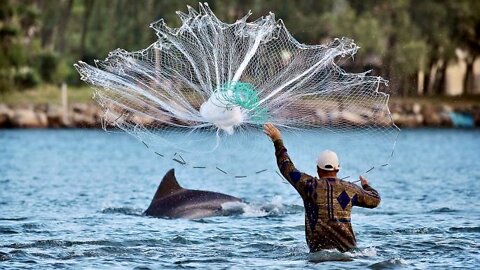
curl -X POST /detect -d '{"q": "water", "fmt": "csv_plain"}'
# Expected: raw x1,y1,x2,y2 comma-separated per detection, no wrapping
1,129,479,269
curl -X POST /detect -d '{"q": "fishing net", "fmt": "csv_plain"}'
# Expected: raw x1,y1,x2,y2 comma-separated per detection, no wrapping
75,3,399,179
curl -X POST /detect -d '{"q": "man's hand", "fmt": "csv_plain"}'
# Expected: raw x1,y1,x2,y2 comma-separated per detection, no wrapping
359,175,369,187
263,123,281,141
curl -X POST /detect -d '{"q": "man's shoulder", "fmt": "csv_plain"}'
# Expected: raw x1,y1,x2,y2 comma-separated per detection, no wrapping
335,178,361,190
299,171,316,181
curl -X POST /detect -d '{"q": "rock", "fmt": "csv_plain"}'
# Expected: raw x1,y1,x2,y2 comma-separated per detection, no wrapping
70,103,102,127
11,104,34,110
339,111,368,126
71,112,97,128
389,102,404,114
415,114,424,125
438,112,453,127
0,104,13,128
424,112,442,126
315,109,327,125
412,103,422,114
375,114,394,126
440,104,453,113
422,105,442,126
11,109,48,128
402,103,413,113
392,113,422,128
72,103,89,114
34,103,48,113
102,110,120,122
130,114,155,127
46,105,68,128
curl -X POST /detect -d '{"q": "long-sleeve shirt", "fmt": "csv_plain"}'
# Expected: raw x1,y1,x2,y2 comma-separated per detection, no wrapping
273,139,381,252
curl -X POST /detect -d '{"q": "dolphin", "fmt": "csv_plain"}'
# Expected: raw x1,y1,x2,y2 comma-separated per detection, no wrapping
144,169,242,219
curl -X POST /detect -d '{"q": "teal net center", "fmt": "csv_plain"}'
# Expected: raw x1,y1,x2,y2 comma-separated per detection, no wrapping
218,82,269,124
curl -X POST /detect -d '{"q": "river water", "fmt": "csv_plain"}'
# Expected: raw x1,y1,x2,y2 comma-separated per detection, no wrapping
0,129,479,269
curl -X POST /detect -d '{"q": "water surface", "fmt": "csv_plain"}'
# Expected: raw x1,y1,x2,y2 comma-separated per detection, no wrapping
1,129,479,269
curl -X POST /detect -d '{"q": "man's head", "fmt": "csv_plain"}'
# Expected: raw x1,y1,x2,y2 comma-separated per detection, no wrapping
316,150,339,177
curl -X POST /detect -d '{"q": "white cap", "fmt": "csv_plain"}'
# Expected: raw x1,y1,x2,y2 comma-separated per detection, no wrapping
316,150,340,171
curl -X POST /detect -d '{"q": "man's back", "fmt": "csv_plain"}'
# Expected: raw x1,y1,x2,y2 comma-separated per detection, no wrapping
301,177,380,252
272,139,381,252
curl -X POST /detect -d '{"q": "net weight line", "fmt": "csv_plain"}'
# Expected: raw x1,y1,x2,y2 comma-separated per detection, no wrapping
350,133,398,184
140,129,399,182
141,139,271,180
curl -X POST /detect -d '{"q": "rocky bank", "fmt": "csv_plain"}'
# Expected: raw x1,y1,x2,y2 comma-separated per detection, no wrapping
0,102,479,129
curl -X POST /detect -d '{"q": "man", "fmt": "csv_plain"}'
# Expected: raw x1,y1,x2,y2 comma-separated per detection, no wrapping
263,123,381,252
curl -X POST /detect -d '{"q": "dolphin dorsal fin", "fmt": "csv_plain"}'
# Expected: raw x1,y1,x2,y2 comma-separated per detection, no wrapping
152,169,183,200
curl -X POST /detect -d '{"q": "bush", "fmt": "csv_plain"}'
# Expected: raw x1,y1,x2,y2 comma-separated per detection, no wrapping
36,50,73,84
55,59,73,84
13,67,40,88
36,50,59,83
0,69,14,93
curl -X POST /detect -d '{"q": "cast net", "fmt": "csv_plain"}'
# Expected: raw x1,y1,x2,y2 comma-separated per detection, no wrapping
75,3,399,179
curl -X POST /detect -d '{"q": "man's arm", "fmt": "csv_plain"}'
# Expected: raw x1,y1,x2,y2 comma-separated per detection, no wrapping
264,124,310,194
352,176,381,208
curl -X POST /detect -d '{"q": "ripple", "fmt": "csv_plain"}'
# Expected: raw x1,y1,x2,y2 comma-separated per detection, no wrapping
29,252,55,259
0,217,28,221
7,249,38,264
100,207,143,216
428,207,458,213
59,246,146,259
244,242,281,252
191,218,224,224
4,239,114,249
5,240,73,249
449,226,480,233
80,249,120,258
394,227,442,235
0,226,19,234
170,235,195,244
0,251,10,261
121,239,167,247
21,223,41,229
368,258,408,269
174,258,232,264
370,227,442,236
368,211,400,216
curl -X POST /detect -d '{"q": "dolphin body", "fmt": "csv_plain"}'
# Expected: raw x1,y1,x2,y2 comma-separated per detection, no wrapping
144,169,241,219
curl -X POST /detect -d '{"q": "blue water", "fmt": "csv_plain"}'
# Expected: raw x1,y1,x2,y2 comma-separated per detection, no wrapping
1,129,479,269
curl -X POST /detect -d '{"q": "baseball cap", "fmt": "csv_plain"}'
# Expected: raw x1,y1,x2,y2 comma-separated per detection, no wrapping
316,150,340,171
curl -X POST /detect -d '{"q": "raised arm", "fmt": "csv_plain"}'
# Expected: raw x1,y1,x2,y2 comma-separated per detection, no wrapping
352,176,381,208
263,123,311,194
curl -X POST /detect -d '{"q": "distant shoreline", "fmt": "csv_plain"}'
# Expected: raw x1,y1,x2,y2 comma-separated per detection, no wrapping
1,84,479,129
1,100,478,129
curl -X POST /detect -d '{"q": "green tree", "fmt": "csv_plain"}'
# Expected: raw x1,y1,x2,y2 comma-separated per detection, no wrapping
0,0,41,92
448,0,480,94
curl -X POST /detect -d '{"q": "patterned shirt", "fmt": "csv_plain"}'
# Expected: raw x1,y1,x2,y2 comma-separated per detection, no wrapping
273,139,381,252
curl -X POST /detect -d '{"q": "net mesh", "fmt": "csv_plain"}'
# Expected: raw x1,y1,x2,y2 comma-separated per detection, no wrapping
74,3,400,178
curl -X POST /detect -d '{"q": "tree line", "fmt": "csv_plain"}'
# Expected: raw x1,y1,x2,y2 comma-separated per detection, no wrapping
1,0,479,96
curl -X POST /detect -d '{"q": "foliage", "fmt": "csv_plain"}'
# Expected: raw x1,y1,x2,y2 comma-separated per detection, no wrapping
0,0,479,96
